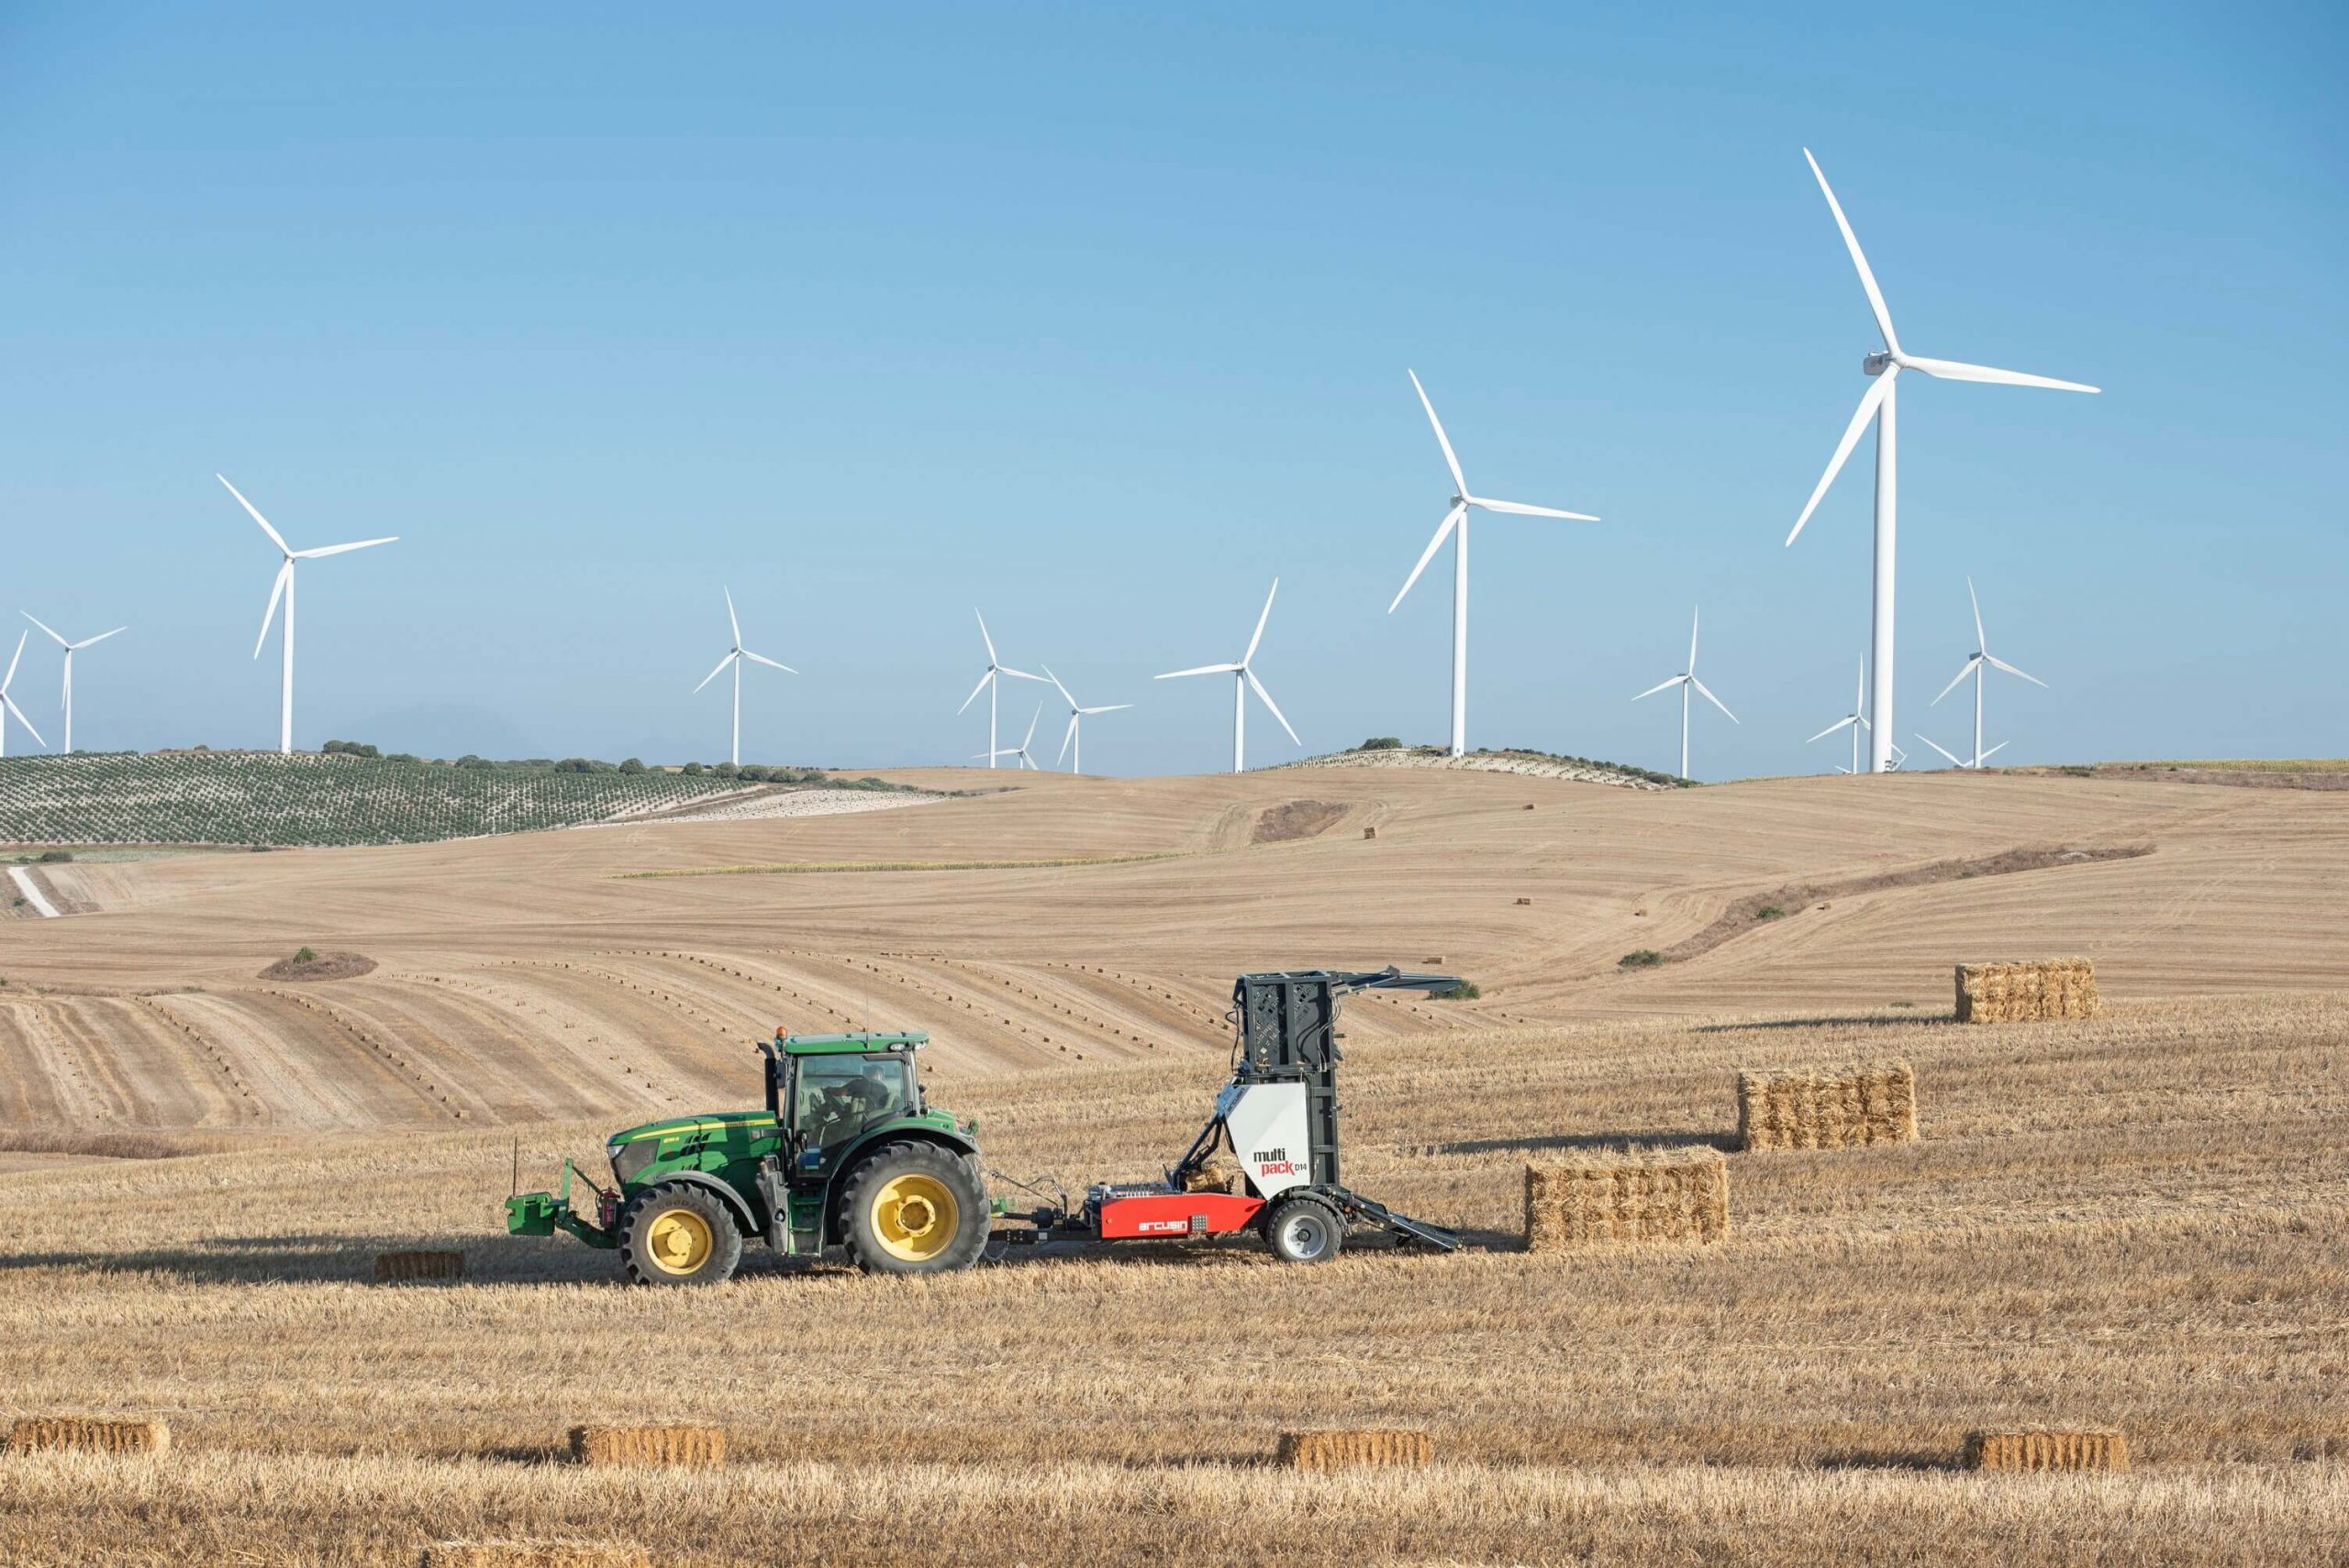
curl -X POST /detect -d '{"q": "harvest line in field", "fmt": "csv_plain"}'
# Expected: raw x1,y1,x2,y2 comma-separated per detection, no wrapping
618,852,1186,879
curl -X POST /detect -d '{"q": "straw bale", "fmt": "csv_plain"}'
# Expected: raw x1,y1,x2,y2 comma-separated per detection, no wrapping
566,1424,727,1467
6,1418,170,1455
374,1250,465,1283
1964,1427,2130,1472
421,1545,651,1568
1523,1150,1728,1249
1954,958,2101,1024
1275,1429,1432,1470
1737,1061,1917,1151
1182,1159,1238,1195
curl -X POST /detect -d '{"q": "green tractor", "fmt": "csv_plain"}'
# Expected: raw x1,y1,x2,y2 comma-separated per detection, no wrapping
507,1030,987,1284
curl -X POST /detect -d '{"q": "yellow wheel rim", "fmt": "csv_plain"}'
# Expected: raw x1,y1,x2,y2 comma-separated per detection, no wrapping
873,1173,959,1262
644,1207,714,1275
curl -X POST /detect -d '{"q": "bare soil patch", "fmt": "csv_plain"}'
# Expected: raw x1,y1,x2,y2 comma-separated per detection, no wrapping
1252,800,1347,844
260,951,380,983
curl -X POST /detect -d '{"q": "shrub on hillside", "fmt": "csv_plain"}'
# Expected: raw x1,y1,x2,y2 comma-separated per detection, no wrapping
1620,949,1664,968
682,762,705,776
321,740,380,758
618,758,645,774
1357,737,1405,751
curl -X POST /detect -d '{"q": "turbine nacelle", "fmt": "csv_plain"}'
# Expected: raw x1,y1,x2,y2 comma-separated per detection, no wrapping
1863,351,1895,377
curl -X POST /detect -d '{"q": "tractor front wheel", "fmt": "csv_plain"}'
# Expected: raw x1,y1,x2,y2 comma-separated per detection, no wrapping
1263,1194,1343,1263
840,1142,989,1275
618,1182,743,1286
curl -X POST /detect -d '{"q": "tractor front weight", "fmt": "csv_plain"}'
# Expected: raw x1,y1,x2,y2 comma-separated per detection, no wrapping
506,1158,619,1249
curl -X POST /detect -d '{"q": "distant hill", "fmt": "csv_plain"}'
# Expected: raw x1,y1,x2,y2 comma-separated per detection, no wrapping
1279,743,1686,790
0,751,828,847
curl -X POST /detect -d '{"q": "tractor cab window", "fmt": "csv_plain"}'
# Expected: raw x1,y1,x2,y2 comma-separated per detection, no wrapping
793,1055,911,1149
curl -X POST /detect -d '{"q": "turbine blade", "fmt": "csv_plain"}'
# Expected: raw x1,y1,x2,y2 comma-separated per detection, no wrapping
292,537,396,560
3,693,43,747
1787,371,1894,545
1243,579,1279,664
1980,740,2010,762
0,631,20,688
1632,675,1685,702
1916,733,1964,767
1022,704,1041,747
742,651,796,673
956,668,994,715
692,651,737,694
725,586,741,648
1408,370,1468,496
1986,654,2047,687
1967,574,1987,653
996,666,1048,684
1042,665,1076,708
1690,675,1738,722
1930,659,1978,706
1688,606,1700,672
974,608,997,665
20,612,67,648
1469,496,1600,521
1900,355,2099,394
1057,713,1076,765
1083,703,1133,714
73,627,126,650
254,562,291,658
1157,662,1241,680
1388,503,1464,613
217,473,293,555
1244,668,1300,746
1807,716,1859,743
1803,149,1900,355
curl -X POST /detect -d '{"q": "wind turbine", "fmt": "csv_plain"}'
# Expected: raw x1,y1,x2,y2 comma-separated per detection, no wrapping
1784,150,2098,773
1390,370,1598,757
1931,575,2045,769
957,610,1045,769
21,614,124,754
974,703,1043,771
1157,578,1298,773
692,586,796,767
1806,659,1874,774
217,474,397,755
1043,667,1130,774
0,632,47,757
1631,606,1737,781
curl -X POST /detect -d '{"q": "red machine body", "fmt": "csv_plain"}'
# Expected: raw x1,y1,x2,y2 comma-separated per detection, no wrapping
1093,1189,1264,1240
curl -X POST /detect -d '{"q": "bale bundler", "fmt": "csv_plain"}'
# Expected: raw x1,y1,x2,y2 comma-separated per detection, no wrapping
1964,1427,2130,1473
374,1250,465,1283
1275,1429,1432,1470
1954,958,2101,1024
566,1424,727,1467
6,1418,170,1455
1523,1149,1728,1248
1737,1062,1917,1151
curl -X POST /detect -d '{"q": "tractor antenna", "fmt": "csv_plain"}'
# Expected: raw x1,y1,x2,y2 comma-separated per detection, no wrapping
509,1136,519,1198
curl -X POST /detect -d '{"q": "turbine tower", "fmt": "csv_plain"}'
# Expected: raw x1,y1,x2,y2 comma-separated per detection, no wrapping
0,631,47,757
957,610,1045,769
1632,606,1737,781
1929,575,2045,768
1044,667,1130,774
1390,370,1598,757
692,587,796,768
218,474,397,755
1157,579,1298,773
21,613,124,754
1806,659,1873,774
974,703,1044,771
1784,150,2098,773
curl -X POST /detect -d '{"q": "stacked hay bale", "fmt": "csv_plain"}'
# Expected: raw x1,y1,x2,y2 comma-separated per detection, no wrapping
1737,1062,1917,1151
1182,1159,1238,1195
6,1418,170,1455
374,1250,465,1283
1275,1429,1432,1470
1954,958,2101,1023
567,1425,727,1467
1523,1149,1728,1248
1964,1427,2130,1472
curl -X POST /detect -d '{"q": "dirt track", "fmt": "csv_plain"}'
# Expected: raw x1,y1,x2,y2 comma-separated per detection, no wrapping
3,766,2343,1133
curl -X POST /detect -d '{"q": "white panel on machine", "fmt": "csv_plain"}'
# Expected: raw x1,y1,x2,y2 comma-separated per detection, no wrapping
1219,1081,1311,1199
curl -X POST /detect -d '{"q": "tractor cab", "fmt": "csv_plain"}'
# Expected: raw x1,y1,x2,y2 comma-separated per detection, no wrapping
757,1031,930,1181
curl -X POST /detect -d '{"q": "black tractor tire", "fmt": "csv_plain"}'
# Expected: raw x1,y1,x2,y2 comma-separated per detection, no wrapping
839,1141,990,1276
618,1182,744,1286
1263,1193,1344,1264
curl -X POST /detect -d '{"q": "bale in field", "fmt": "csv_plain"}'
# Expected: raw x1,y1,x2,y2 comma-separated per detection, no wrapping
1965,1427,2130,1472
1181,1158,1237,1195
566,1424,727,1467
421,1545,651,1568
1737,1062,1917,1151
1523,1150,1728,1249
1275,1429,1432,1470
374,1250,465,1283
6,1418,169,1455
1954,958,2101,1023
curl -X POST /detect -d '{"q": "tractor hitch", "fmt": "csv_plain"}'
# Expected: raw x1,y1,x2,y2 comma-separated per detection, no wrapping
506,1158,620,1250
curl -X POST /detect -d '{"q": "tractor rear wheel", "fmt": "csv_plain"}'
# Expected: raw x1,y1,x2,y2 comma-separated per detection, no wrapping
618,1182,743,1286
1263,1194,1343,1263
840,1142,988,1275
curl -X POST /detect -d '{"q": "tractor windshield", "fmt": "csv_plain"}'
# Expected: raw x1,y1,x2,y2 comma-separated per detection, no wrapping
794,1055,911,1150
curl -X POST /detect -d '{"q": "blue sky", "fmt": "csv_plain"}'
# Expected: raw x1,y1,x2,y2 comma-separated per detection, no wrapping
1,4,2341,777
